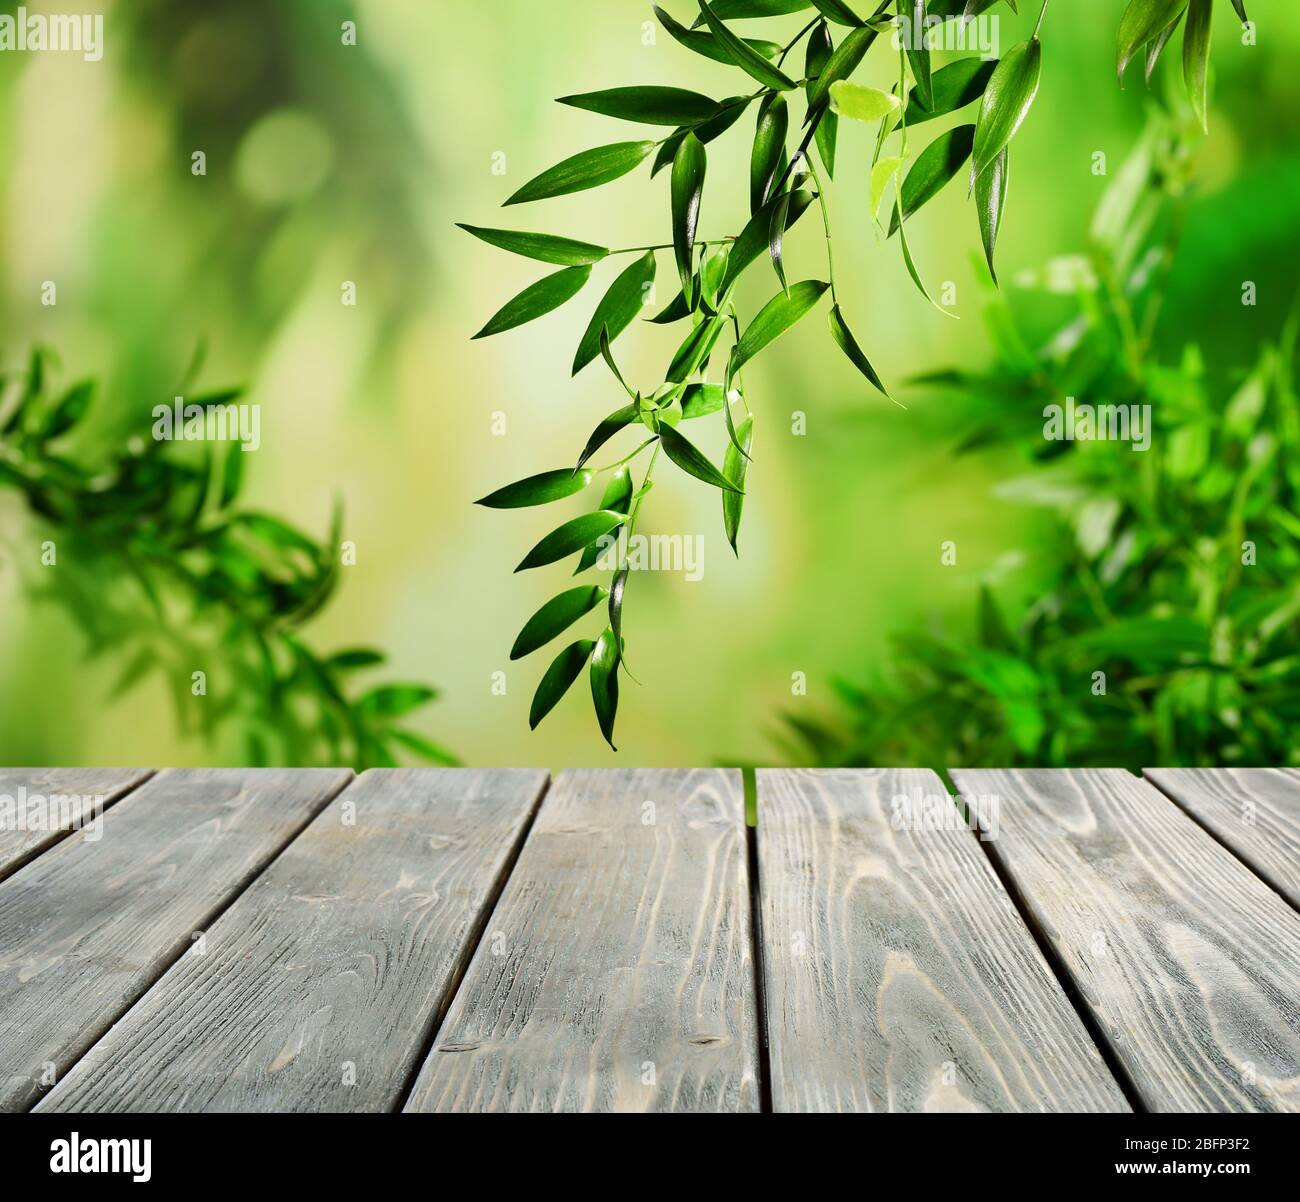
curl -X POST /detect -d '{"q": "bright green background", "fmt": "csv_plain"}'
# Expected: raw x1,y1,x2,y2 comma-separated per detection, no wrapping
1,1,1297,767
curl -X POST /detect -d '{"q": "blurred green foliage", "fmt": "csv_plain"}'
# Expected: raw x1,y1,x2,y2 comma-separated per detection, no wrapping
0,348,451,769
782,107,1300,771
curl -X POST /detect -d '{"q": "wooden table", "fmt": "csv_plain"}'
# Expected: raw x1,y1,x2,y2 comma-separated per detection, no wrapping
1,767,1296,1113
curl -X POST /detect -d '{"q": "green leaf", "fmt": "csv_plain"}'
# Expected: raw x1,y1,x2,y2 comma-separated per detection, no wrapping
505,141,656,205
511,586,608,660
671,134,708,305
608,567,630,653
768,191,793,294
829,80,901,122
904,1,934,111
357,684,438,718
807,23,880,113
654,6,782,64
750,93,788,213
1116,0,1189,83
472,266,592,339
516,510,627,572
456,224,608,267
697,0,798,90
811,0,864,25
970,37,1041,184
327,648,386,671
1183,0,1213,132
558,86,721,127
573,253,657,375
1144,12,1183,81
1229,0,1247,21
530,639,595,729
894,187,955,317
899,57,997,127
695,0,813,19
649,289,694,325
719,190,815,297
576,403,639,470
681,383,728,419
870,156,904,221
723,414,755,553
701,245,731,309
666,314,727,384
576,467,634,573
219,438,244,508
476,467,593,509
828,303,890,397
43,380,94,440
659,422,744,492
733,280,831,371
589,628,621,749
387,729,459,766
806,22,839,176
976,145,1009,283
889,124,975,234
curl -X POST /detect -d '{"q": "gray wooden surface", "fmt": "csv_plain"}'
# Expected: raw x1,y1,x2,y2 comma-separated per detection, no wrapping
0,768,152,883
952,767,1300,1113
757,769,1127,1112
403,768,760,1113
1145,767,1300,911
0,768,349,1111
36,769,546,1113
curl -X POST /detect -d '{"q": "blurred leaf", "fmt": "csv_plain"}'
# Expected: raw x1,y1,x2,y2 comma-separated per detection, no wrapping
387,729,459,766
357,684,438,718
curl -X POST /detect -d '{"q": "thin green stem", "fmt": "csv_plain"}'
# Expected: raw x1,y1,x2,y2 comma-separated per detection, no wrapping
1033,0,1051,39
805,155,838,303
625,442,661,541
777,16,821,68
609,237,733,256
594,436,656,475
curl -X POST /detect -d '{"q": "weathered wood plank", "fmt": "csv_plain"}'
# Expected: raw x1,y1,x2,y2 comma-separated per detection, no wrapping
404,768,758,1112
952,768,1300,1113
0,767,349,1111
756,768,1127,1112
37,769,548,1113
0,768,153,884
1145,768,1300,911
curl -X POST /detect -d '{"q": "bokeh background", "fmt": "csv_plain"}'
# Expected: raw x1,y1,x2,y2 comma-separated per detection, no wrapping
1,0,1297,769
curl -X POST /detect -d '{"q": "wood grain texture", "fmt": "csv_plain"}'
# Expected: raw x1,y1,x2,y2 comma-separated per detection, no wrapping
757,769,1126,1112
0,767,349,1111
404,768,758,1112
0,768,153,883
1145,768,1300,911
38,769,548,1113
952,768,1300,1113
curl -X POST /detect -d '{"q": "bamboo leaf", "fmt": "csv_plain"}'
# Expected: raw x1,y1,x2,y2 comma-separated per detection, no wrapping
387,729,458,766
681,383,728,419
505,141,657,205
654,6,782,64
828,303,890,397
693,0,813,22
558,86,721,127
576,468,633,573
671,134,708,305
1230,0,1247,21
666,314,727,383
970,37,1041,184
808,25,880,113
811,0,865,26
1117,0,1189,84
608,567,630,653
529,639,595,729
516,510,627,572
1183,0,1213,132
720,190,815,297
477,467,593,509
573,253,657,375
733,280,831,370
750,93,789,213
889,125,975,234
905,1,934,111
576,404,639,470
357,685,437,718
471,266,592,339
975,145,1010,283
768,191,793,294
589,628,621,749
456,224,608,266
898,58,997,127
511,586,608,660
806,22,839,175
659,422,745,492
870,156,905,221
696,0,798,90
723,414,755,554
